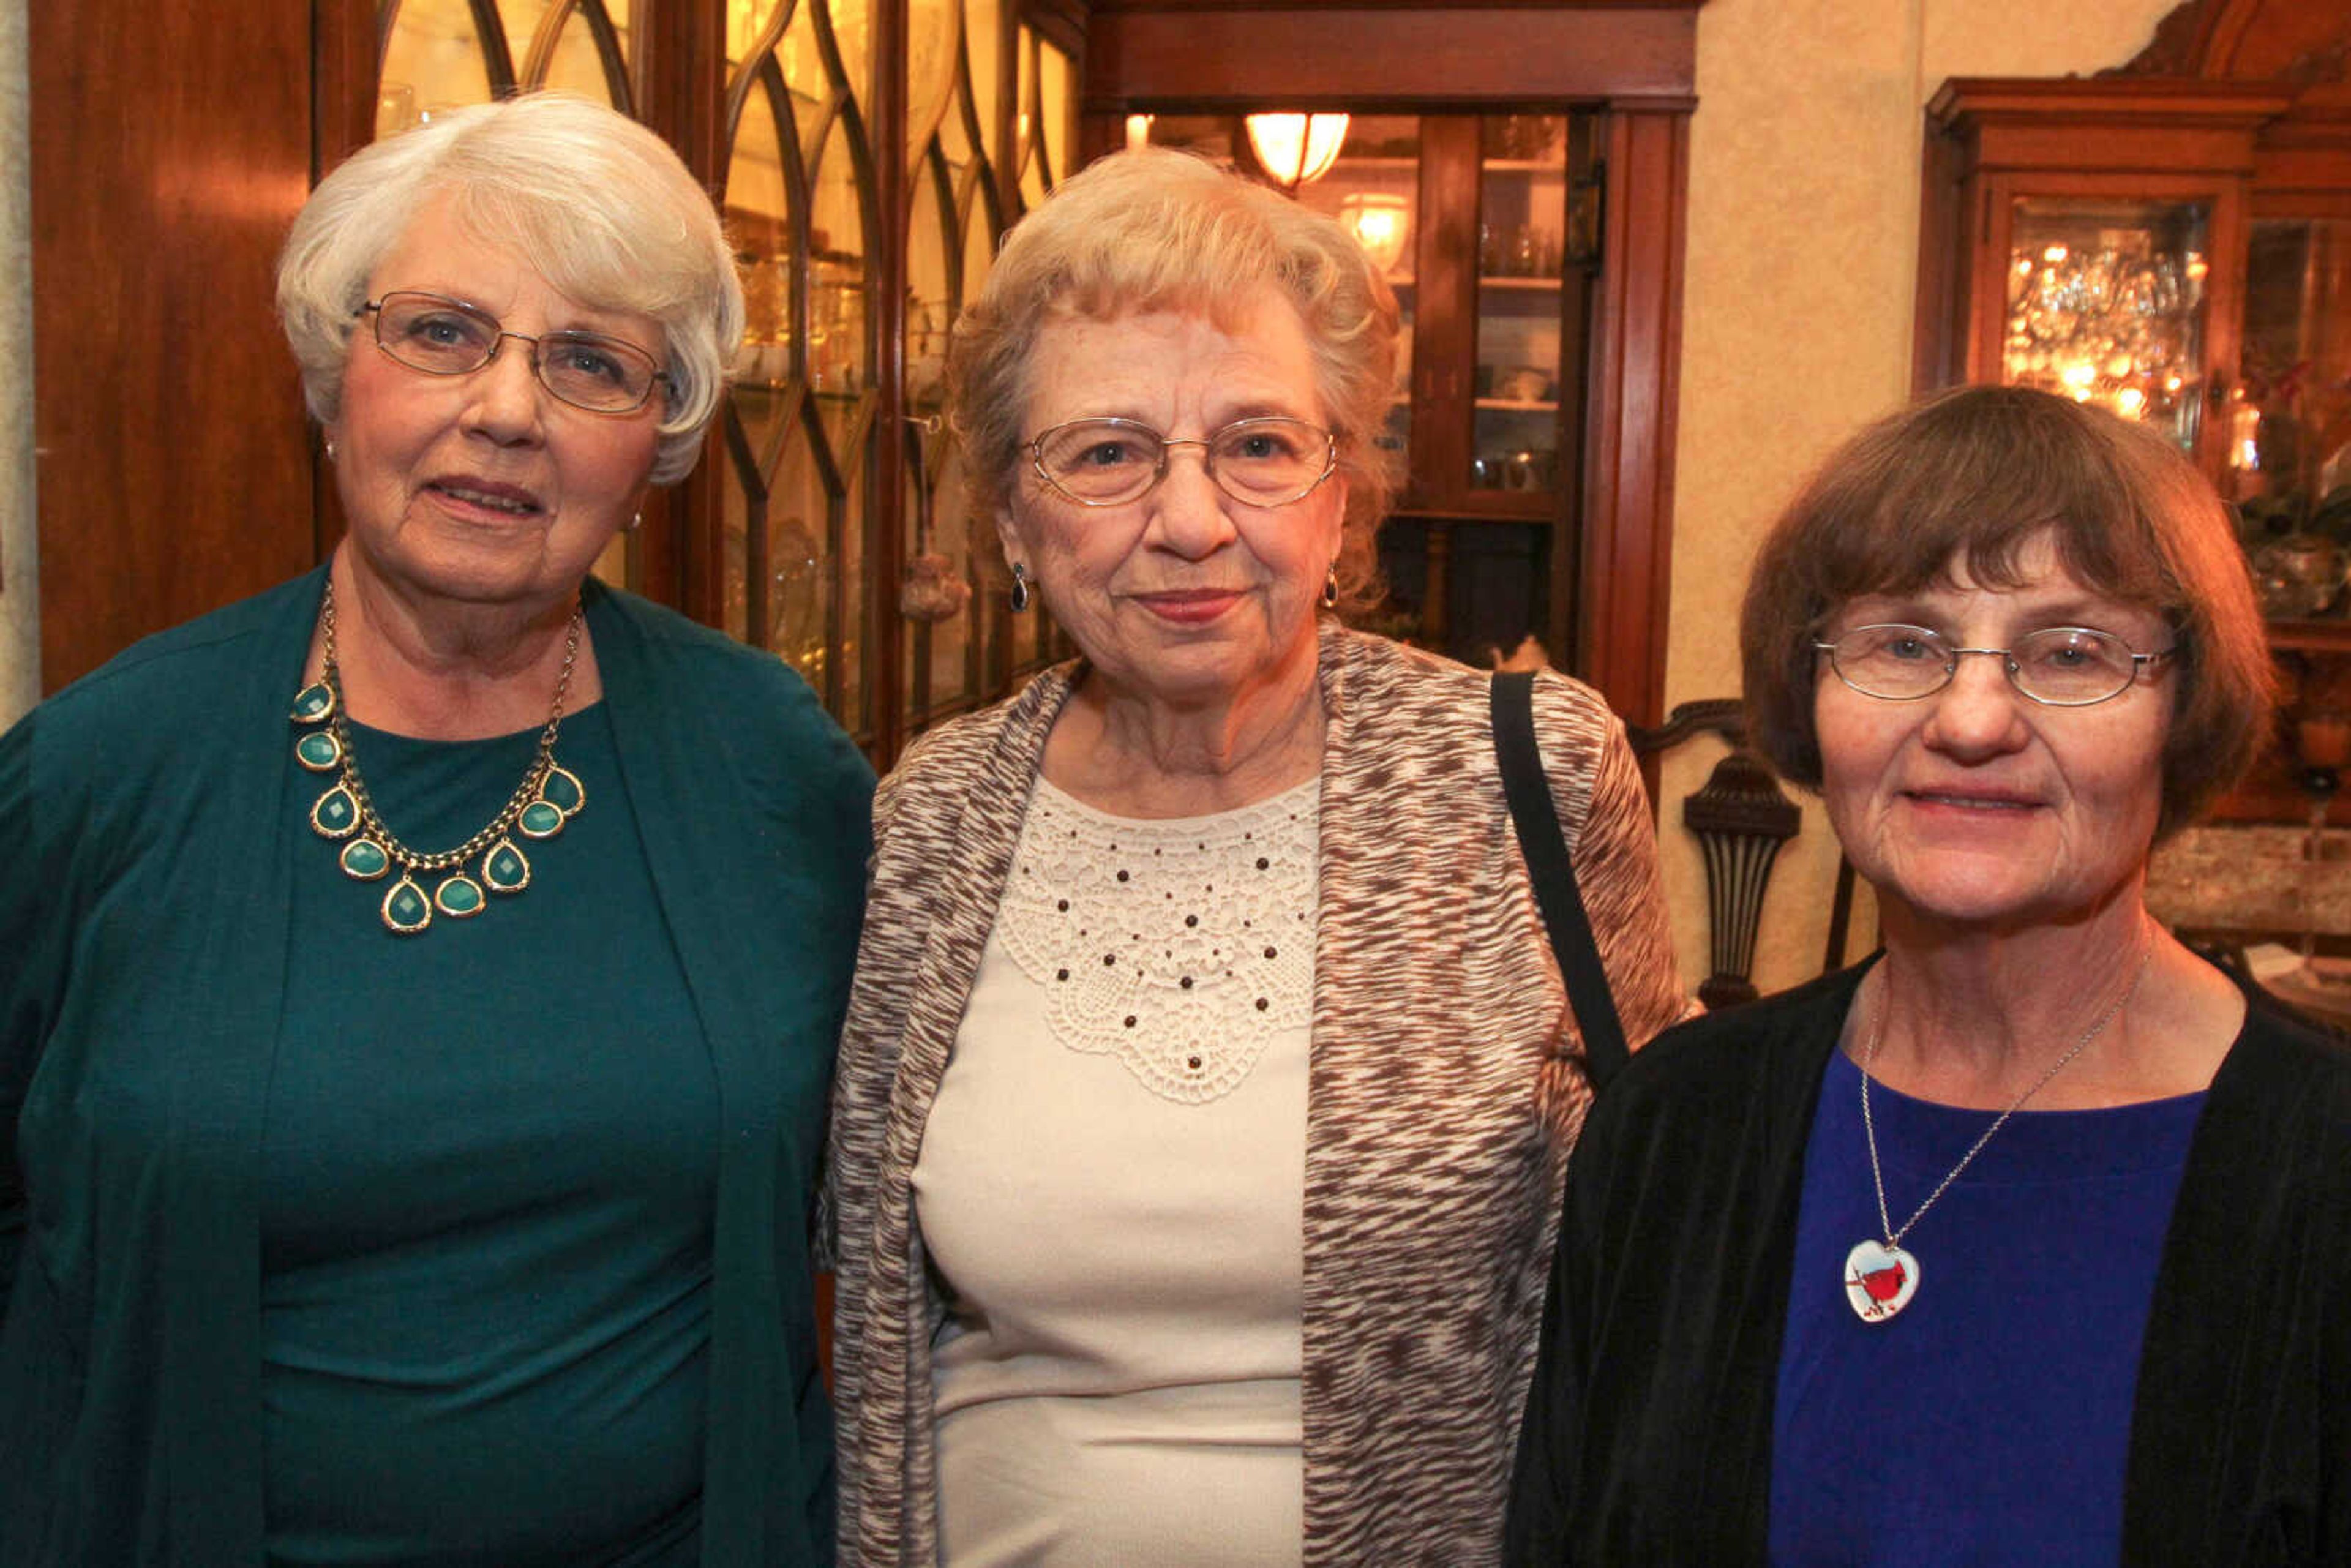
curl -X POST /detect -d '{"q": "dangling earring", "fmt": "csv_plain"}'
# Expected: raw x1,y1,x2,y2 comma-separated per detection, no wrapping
1009,561,1032,613
1321,567,1340,609
323,437,338,463
625,511,643,533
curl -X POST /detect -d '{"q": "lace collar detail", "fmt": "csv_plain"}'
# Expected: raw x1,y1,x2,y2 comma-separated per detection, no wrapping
995,776,1320,1104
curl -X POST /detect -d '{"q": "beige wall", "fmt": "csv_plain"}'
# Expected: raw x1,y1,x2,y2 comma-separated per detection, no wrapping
0,0,30,729
1659,0,2186,997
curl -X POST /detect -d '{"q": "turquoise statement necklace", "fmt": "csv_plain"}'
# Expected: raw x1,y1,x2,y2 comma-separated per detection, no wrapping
291,580,585,934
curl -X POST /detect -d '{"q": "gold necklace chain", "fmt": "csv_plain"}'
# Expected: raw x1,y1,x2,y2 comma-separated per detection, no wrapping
290,580,586,934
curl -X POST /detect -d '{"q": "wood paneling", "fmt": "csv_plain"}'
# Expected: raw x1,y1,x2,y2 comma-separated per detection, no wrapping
1577,107,1684,728
33,1,318,691
1086,8,1697,108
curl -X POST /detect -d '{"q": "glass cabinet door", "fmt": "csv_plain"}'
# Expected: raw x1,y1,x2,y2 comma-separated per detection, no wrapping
2233,216,2351,531
716,0,880,740
1998,195,2213,455
1472,113,1570,500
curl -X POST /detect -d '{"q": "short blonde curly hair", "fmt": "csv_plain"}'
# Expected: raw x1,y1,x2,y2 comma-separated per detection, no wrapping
946,146,1401,606
277,93,743,486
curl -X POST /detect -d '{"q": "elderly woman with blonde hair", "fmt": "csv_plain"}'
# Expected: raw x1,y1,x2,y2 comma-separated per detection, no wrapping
0,95,869,1565
827,146,1689,1566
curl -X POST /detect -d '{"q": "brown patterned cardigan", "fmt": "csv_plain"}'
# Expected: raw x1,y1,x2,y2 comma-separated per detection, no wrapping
825,623,1692,1566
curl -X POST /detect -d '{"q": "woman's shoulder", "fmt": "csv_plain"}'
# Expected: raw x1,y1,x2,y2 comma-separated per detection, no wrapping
2218,992,2351,1141
1602,966,1861,1119
882,663,1075,794
1330,627,1624,758
10,574,320,780
34,572,318,722
590,583,833,720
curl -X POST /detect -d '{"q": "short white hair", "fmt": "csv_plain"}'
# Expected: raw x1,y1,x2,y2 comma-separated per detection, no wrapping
276,93,743,485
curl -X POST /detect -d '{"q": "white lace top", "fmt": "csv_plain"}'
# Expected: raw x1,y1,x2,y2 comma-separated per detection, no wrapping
910,776,1321,1566
994,776,1319,1103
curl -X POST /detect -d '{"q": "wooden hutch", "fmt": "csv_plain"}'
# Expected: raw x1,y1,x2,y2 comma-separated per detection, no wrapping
1916,0,2351,824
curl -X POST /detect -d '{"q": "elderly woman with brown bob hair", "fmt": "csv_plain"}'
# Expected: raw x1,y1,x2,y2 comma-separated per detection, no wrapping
826,146,1690,1566
1507,384,2351,1566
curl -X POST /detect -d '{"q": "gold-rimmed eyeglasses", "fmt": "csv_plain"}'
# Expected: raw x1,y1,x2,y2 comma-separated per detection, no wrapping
1026,416,1339,508
1812,623,2177,707
361,291,670,415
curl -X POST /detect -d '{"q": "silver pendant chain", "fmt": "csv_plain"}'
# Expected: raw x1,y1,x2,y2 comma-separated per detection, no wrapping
1859,931,2155,1251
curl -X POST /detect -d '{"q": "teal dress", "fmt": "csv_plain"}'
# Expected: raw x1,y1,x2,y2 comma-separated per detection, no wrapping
0,571,872,1566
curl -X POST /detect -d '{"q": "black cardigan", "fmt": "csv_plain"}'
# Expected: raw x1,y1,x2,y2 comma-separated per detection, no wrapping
1505,962,2351,1567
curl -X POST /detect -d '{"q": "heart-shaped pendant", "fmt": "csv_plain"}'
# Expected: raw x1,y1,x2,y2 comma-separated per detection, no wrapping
1843,1239,1918,1322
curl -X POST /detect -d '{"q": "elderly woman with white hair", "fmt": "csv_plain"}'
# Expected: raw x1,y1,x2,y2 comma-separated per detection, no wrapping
825,146,1689,1567
0,94,870,1565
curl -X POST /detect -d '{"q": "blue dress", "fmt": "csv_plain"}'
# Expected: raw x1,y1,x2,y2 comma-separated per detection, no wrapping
1770,1052,2202,1566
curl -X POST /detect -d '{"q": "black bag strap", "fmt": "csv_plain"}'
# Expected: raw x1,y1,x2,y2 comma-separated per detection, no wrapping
1491,670,1631,1090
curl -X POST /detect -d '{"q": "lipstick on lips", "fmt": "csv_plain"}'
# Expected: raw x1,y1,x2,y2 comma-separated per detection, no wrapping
427,475,544,517
1131,587,1244,626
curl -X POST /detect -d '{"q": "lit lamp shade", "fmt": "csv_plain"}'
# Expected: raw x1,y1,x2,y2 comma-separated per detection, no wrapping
1245,113,1350,187
1337,193,1409,274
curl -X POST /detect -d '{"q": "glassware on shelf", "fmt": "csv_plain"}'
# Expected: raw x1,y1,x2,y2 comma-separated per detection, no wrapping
2001,199,2209,451
376,81,419,138
1470,112,1568,495
2253,535,2347,619
2230,217,2351,542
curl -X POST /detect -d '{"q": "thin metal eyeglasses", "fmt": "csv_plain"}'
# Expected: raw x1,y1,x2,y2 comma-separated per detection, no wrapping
1812,623,2177,707
361,291,672,415
1026,416,1339,508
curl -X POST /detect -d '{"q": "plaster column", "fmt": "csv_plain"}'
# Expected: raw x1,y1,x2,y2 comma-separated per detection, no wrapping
0,0,32,727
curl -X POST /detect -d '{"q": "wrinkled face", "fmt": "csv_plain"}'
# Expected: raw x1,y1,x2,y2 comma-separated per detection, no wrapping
328,195,663,613
994,290,1347,712
1814,535,2175,934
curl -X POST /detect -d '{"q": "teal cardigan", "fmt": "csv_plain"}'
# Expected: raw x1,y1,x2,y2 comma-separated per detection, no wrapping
0,569,872,1566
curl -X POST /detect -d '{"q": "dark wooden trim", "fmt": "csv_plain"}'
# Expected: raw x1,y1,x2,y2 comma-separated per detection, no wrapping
1929,76,2295,137
1086,9,1697,106
2112,0,2351,83
1414,118,1480,510
1577,105,1685,727
653,0,739,626
1625,696,1744,754
1092,0,1706,10
1912,106,1961,398
871,0,910,763
1021,0,1089,61
315,0,377,178
33,1,318,692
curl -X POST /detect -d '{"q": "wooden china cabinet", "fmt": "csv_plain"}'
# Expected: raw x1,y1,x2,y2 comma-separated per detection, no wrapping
34,0,1697,757
1087,1,1701,726
1915,0,2351,824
